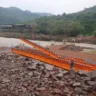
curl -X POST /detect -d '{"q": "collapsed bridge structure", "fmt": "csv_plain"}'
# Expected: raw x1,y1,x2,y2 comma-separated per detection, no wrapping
12,38,96,72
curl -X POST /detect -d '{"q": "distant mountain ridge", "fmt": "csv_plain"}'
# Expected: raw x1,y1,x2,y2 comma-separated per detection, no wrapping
0,6,52,24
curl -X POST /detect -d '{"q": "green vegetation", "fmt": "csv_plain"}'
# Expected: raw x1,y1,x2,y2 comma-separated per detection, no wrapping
26,6,96,37
0,6,96,37
93,30,96,36
0,7,52,24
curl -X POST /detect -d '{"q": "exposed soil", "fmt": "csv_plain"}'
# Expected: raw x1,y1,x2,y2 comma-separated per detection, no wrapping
47,45,96,63
59,45,93,52
0,47,11,53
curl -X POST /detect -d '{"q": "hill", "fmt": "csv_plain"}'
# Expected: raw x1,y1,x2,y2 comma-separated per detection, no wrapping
0,6,52,24
27,6,96,37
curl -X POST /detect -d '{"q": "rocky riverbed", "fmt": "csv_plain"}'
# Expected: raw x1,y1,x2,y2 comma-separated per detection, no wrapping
0,53,96,96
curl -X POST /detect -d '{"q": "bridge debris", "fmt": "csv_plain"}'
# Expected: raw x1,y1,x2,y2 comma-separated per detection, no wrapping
0,53,96,96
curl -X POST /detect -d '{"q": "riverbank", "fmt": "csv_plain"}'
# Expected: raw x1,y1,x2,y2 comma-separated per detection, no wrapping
0,37,96,48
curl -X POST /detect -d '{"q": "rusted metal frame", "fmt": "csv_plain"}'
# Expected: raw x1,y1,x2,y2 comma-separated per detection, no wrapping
20,48,90,69
57,57,92,69
21,47,89,68
23,48,52,58
15,47,93,71
55,52,86,63
20,38,58,58
20,38,89,66
12,48,70,70
12,48,92,72
14,47,95,71
21,48,69,64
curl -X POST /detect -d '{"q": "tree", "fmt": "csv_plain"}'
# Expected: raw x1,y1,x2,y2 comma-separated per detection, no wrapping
93,30,96,36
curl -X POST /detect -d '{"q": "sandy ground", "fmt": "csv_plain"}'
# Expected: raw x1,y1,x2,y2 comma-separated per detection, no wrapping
0,37,62,47
0,37,96,58
0,37,96,48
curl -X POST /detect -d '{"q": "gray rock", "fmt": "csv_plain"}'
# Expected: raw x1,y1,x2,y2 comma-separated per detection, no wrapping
73,82,81,87
51,75,58,81
59,81,64,86
77,70,89,76
36,87,46,91
56,72,63,77
37,65,45,71
33,61,39,65
56,72,63,80
11,68,19,72
84,77,91,81
64,81,69,86
34,91,40,96
25,57,30,61
64,87,71,94
45,64,54,71
2,78,10,83
74,87,82,93
69,81,75,85
90,70,96,79
8,56,12,60
52,88,62,94
82,85,91,92
91,84,96,91
27,65,36,70
63,70,69,75
22,87,27,93
79,90,87,96
64,75,69,79
25,61,32,65
87,81,96,86
28,72,33,76
0,53,96,96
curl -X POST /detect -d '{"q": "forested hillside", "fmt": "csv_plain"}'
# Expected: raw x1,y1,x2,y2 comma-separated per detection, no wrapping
0,7,52,24
0,6,96,37
28,6,96,37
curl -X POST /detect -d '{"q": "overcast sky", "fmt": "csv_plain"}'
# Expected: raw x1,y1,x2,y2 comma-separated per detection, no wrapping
0,0,96,14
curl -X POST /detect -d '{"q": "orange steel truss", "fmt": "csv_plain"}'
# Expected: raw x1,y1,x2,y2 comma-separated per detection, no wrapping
12,38,96,72
20,38,58,58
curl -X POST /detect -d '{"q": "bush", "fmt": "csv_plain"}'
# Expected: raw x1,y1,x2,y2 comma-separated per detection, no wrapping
93,30,96,36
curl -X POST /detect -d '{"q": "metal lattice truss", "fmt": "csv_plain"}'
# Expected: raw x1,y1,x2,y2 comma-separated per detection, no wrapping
12,38,96,72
